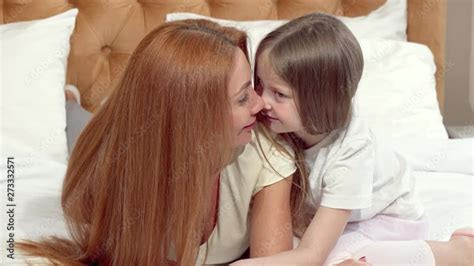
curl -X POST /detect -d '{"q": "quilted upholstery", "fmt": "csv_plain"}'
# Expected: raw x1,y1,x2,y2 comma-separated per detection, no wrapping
0,0,446,112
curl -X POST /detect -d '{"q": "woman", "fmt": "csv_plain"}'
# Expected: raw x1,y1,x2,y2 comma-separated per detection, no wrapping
18,19,308,265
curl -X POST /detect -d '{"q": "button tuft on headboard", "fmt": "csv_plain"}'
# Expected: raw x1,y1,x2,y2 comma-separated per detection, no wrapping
101,45,112,56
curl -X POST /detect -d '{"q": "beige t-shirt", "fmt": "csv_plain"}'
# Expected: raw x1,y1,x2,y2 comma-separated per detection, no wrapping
195,131,296,264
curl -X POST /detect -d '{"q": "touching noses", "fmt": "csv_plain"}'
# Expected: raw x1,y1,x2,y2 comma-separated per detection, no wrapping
259,89,272,113
250,88,264,115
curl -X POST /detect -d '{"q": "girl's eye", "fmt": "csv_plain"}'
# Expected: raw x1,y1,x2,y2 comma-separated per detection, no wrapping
274,91,286,98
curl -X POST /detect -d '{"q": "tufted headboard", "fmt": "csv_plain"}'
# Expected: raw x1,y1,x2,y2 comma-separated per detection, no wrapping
1,0,446,112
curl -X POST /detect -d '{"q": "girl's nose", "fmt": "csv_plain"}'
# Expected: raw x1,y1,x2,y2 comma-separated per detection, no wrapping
250,89,264,115
260,92,272,112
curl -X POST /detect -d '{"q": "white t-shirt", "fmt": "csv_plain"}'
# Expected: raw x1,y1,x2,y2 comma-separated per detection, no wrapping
304,115,424,222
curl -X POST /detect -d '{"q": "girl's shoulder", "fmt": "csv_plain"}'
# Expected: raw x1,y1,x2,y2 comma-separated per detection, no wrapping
339,116,373,144
323,116,375,158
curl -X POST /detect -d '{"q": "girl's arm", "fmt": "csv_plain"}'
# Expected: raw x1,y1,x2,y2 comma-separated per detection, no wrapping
296,206,351,264
234,206,351,265
249,175,294,257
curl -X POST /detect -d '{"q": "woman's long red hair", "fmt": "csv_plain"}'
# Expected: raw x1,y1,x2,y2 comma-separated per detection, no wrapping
18,19,248,265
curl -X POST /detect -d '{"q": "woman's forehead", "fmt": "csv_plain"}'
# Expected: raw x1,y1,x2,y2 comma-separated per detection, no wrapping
228,49,251,95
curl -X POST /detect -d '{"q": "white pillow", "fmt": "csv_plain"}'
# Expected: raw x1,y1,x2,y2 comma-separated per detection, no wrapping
0,9,77,173
394,138,474,175
354,39,448,140
166,0,407,64
338,0,407,41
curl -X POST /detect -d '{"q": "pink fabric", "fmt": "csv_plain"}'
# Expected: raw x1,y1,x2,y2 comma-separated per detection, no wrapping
350,240,435,265
345,214,429,241
324,215,434,265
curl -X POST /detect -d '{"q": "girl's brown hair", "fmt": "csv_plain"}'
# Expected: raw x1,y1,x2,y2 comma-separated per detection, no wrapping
254,13,364,234
255,12,364,135
18,19,248,265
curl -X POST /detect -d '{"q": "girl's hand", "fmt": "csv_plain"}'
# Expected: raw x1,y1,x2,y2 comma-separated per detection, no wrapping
335,257,371,266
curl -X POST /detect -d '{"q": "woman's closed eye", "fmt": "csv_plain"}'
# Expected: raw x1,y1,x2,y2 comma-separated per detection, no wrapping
238,91,250,105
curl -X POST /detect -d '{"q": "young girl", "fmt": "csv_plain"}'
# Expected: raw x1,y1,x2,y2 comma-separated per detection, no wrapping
235,13,473,266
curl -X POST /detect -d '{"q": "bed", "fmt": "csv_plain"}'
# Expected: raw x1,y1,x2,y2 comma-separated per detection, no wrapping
0,0,472,264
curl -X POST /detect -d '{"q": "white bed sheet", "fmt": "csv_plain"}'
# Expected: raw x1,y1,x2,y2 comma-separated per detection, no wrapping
0,145,472,263
415,170,473,240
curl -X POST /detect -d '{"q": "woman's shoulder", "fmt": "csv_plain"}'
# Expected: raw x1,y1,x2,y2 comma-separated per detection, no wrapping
245,129,294,163
224,128,296,185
